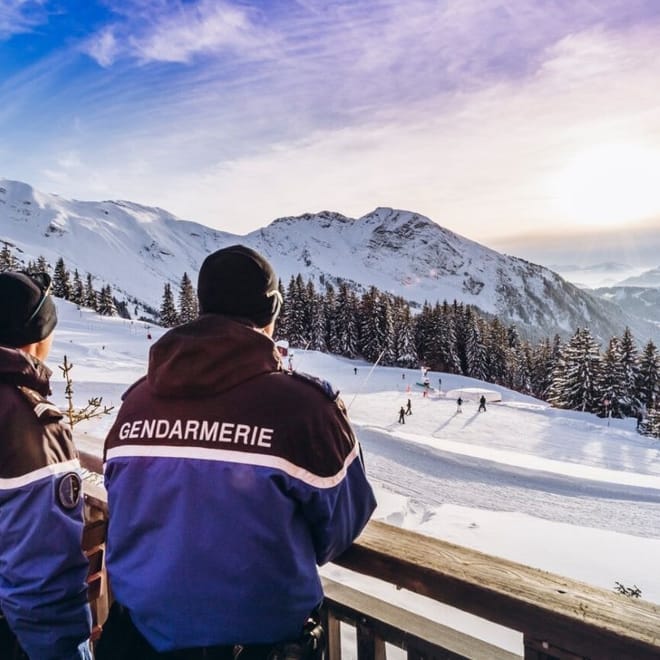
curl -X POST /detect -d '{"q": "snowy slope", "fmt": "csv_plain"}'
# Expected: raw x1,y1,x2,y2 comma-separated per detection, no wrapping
0,179,234,305
49,299,660,631
1,178,657,342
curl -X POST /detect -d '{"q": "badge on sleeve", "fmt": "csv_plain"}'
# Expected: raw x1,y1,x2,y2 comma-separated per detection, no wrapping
57,472,82,509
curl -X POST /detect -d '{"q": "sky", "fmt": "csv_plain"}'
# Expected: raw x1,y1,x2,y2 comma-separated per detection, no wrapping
2,0,660,262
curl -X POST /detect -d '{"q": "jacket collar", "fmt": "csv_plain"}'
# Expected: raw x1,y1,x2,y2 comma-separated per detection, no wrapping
146,315,283,397
0,346,52,396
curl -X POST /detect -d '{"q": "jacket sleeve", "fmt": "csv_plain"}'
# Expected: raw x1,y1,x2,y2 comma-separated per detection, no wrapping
0,469,92,660
295,402,377,565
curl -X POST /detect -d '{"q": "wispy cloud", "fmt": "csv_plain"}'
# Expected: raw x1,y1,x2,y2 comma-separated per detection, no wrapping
85,26,118,67
0,0,48,39
5,0,660,253
46,19,660,240
82,0,278,67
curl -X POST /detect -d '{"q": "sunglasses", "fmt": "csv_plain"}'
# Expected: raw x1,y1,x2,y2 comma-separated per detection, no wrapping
23,272,53,324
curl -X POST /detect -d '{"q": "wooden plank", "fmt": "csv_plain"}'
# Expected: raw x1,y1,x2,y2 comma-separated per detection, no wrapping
82,519,107,551
87,574,102,601
86,548,104,576
524,637,586,660
356,621,386,660
322,577,519,660
79,450,103,475
333,521,660,660
82,480,108,516
322,610,342,660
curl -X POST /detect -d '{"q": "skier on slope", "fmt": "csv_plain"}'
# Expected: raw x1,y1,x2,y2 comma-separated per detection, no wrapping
479,395,487,412
456,396,463,413
398,406,406,424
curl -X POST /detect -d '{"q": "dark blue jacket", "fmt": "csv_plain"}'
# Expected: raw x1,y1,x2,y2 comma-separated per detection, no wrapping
0,347,91,659
103,315,377,652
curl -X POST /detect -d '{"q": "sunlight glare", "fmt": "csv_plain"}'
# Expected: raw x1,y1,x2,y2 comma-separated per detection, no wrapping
551,143,660,228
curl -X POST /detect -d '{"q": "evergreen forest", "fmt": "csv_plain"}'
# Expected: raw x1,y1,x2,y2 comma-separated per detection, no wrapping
2,247,659,439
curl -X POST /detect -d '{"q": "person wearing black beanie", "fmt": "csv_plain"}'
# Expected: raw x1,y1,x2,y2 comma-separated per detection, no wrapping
197,244,282,329
0,270,93,660
0,271,58,351
99,245,376,659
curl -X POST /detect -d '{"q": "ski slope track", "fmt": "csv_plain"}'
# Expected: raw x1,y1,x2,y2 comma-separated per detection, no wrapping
358,425,660,538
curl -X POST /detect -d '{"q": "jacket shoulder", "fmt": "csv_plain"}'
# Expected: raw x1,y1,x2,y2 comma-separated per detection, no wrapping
15,385,64,423
287,370,340,402
122,375,148,400
0,386,75,479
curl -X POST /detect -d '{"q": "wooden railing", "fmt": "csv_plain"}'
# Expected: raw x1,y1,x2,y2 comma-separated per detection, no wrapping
80,452,108,642
79,452,660,660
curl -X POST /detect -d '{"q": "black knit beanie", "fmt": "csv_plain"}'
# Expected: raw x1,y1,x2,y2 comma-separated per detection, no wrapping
0,271,58,348
197,245,282,327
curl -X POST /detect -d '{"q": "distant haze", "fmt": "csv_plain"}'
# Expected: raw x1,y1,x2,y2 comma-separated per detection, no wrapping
491,220,660,272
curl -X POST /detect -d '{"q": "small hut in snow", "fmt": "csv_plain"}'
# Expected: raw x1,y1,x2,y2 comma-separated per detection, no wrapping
445,387,502,403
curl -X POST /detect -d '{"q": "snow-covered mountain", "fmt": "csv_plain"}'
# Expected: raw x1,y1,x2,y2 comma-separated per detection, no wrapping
0,179,235,308
0,178,657,343
593,286,660,327
617,266,660,288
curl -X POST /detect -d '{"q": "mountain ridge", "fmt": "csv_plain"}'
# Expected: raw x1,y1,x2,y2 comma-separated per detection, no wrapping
1,177,657,344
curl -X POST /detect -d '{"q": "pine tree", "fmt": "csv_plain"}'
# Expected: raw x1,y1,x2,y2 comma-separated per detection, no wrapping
358,287,381,363
530,336,560,400
308,290,327,352
178,272,198,324
296,279,316,345
507,342,533,394
71,270,85,306
284,275,307,347
597,336,625,418
548,328,601,412
414,301,435,366
376,294,396,365
636,340,660,413
640,402,660,439
159,282,179,327
36,255,49,273
393,300,418,368
84,273,98,310
618,327,640,417
547,349,568,408
421,302,455,373
484,318,507,385
274,278,290,341
97,285,117,316
436,302,461,374
452,302,470,375
273,278,287,340
464,311,488,380
335,283,359,358
323,284,339,354
0,244,17,271
52,257,72,299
